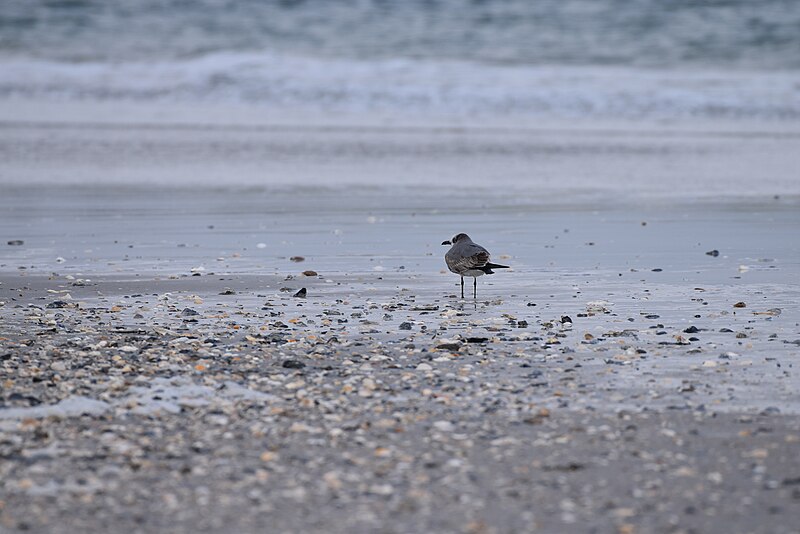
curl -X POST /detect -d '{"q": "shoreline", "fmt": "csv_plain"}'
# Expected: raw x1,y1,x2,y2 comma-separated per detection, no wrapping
1,105,799,533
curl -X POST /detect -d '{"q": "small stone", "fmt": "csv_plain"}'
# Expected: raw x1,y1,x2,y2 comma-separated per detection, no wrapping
181,308,199,316
733,302,747,308
561,316,572,324
293,288,307,298
432,421,455,432
399,322,412,330
416,363,433,371
290,256,305,262
46,301,69,309
684,326,700,333
705,249,720,257
282,360,306,369
302,270,318,277
7,240,23,246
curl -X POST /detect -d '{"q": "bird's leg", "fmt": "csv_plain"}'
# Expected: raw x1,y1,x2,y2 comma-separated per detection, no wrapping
473,277,477,299
460,276,464,299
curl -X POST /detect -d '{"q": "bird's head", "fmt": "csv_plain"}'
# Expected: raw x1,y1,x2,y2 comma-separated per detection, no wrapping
441,233,470,246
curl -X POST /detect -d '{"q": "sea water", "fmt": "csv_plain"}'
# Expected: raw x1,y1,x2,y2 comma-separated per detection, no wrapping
1,0,799,120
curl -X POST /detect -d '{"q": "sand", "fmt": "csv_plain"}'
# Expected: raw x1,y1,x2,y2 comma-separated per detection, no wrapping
1,106,799,533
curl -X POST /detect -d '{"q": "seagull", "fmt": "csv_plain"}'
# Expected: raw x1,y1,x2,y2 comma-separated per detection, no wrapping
441,233,509,298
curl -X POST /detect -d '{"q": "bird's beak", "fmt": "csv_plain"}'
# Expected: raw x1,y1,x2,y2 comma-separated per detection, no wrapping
441,240,451,245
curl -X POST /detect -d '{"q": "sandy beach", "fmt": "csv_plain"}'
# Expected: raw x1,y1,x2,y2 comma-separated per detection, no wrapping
1,102,800,533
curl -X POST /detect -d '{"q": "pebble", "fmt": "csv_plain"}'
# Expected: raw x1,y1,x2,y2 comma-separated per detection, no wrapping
7,240,24,246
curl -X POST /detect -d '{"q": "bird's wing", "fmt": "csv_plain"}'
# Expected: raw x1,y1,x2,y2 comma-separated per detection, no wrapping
446,243,490,272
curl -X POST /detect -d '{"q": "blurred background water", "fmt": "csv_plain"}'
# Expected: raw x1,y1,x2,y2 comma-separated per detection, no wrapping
1,0,799,118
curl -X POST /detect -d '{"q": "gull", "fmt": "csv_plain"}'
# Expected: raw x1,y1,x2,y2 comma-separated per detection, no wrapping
441,233,509,298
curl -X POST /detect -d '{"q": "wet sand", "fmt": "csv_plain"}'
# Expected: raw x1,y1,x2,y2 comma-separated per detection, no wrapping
1,114,800,533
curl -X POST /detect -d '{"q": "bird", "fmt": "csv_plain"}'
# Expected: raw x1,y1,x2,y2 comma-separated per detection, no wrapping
441,233,509,298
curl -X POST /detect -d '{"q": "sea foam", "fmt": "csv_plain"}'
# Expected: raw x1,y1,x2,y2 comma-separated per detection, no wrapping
1,52,798,121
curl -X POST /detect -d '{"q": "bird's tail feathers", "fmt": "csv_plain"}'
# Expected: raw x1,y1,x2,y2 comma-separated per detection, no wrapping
480,262,510,274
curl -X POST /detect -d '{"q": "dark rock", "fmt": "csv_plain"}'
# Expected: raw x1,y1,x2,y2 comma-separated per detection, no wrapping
399,322,412,330
733,301,746,308
684,326,700,333
435,342,462,351
219,289,235,295
466,337,489,343
7,240,23,246
282,360,306,369
517,320,528,328
560,316,572,324
181,308,199,316
46,301,69,309
293,288,307,298
706,249,720,257
290,256,305,262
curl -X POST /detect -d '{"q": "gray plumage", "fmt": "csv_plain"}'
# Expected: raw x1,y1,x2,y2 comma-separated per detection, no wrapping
441,233,509,298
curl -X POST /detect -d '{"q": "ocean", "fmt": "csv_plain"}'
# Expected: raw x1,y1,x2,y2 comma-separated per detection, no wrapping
2,0,800,119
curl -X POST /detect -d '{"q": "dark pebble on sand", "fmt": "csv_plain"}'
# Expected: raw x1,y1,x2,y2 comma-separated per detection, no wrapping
706,249,720,257
7,240,23,246
282,360,306,369
517,320,528,328
290,256,305,262
733,301,747,308
436,342,462,351
181,308,199,316
293,288,307,298
46,301,69,309
720,328,734,333
684,326,700,333
466,337,489,343
651,268,663,272
302,270,318,277
219,289,236,295
399,322,412,330
561,316,572,324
